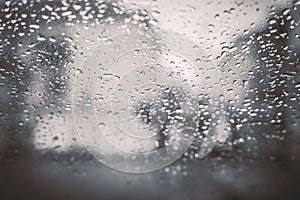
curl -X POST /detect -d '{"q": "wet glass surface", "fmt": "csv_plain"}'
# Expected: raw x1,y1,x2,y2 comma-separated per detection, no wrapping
0,0,300,199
